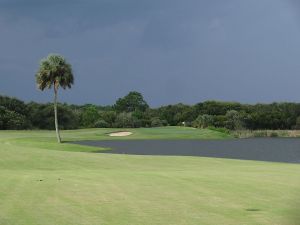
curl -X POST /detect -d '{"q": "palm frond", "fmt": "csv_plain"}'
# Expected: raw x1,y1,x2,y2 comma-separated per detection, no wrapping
35,54,74,91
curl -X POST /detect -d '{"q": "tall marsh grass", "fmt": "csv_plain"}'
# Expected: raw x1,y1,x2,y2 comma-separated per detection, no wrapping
233,130,300,138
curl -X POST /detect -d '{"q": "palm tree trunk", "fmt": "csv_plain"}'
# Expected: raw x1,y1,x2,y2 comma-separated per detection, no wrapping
54,84,61,143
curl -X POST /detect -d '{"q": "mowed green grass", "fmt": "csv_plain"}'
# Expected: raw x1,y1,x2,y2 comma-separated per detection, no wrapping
0,127,300,225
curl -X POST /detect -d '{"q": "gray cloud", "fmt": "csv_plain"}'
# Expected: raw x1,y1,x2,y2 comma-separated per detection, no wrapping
1,0,300,106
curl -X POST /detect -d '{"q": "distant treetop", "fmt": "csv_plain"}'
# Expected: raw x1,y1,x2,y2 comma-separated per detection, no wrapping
114,91,149,113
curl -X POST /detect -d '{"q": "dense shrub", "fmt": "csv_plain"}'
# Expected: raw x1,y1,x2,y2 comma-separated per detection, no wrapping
0,95,28,116
94,119,109,128
156,103,197,126
0,107,30,130
151,117,164,127
293,116,300,129
27,103,79,130
225,110,244,130
192,114,214,128
80,106,100,127
99,111,117,127
114,112,134,128
207,126,230,134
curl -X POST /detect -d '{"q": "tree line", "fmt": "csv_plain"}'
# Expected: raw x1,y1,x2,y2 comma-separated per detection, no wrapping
3,53,298,143
2,92,300,131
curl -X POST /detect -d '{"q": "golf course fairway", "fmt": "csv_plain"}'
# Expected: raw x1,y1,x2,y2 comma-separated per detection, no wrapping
0,127,300,225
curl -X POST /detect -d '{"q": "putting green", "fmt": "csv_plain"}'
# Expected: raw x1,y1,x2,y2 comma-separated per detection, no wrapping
0,127,299,225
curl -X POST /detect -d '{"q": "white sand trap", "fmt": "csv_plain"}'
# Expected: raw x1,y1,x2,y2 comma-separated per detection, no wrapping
109,131,133,137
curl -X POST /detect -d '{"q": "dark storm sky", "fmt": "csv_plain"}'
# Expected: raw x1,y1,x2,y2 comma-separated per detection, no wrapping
1,0,300,106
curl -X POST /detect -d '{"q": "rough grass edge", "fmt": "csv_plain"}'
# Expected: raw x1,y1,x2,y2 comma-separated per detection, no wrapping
232,130,300,138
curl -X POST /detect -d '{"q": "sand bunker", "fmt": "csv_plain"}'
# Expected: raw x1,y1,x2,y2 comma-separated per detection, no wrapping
109,131,132,137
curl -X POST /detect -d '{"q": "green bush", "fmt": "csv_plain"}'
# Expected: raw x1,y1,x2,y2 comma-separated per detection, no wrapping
99,111,116,127
192,114,214,128
225,110,244,130
0,107,30,130
151,117,164,127
27,103,79,130
81,106,100,127
114,112,135,128
94,119,109,128
294,116,300,129
207,126,230,134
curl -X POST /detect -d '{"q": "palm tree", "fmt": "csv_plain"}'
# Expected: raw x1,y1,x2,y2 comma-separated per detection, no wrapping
35,54,74,143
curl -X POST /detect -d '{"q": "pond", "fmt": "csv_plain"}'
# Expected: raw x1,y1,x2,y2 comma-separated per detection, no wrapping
75,138,300,163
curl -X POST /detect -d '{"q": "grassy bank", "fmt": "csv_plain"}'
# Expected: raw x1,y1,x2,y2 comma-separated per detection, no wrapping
0,127,300,225
0,126,231,153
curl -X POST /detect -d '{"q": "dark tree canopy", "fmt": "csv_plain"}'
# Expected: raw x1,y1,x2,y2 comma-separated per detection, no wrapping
0,95,28,116
2,93,300,131
114,91,149,113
